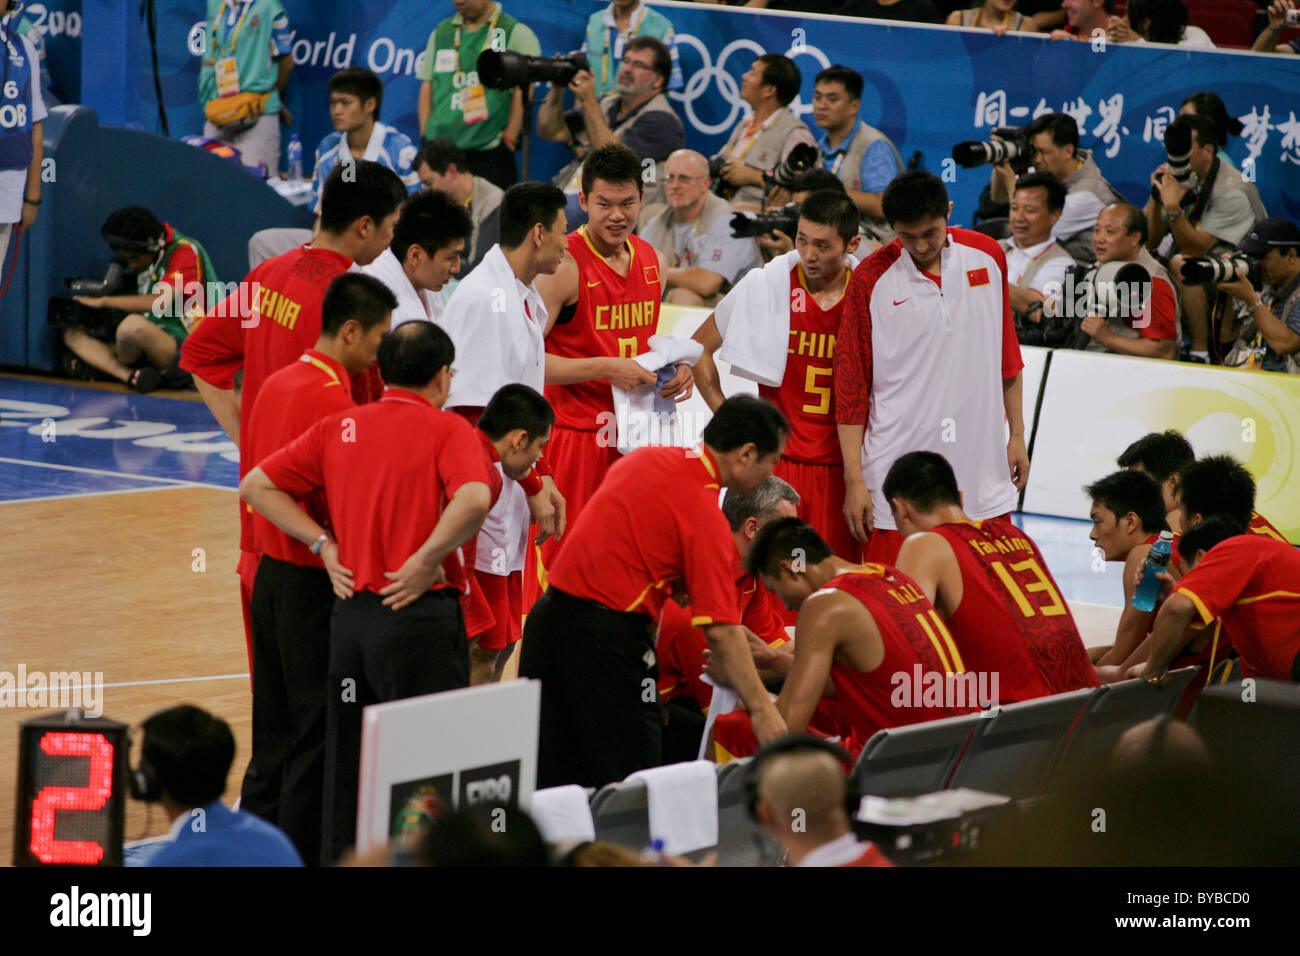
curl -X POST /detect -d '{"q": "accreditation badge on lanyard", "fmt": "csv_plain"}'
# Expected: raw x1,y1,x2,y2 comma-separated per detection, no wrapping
457,10,499,126
215,57,241,96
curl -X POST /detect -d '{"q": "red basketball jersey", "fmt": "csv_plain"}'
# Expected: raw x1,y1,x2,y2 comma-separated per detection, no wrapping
1248,509,1287,542
823,565,976,749
933,519,1099,697
544,227,663,431
758,264,844,465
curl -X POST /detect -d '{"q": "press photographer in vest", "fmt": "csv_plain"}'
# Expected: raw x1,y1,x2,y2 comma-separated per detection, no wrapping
0,0,45,266
999,172,1075,326
1145,113,1267,363
989,113,1120,264
640,148,760,307
537,35,683,228
1079,201,1180,360
1219,218,1300,374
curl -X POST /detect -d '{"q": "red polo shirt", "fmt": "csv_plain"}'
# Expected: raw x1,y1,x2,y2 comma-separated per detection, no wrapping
548,446,741,625
1174,535,1300,681
247,350,356,568
180,245,379,553
258,388,491,596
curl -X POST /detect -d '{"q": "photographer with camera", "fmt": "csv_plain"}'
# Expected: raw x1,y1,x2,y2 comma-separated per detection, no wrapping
639,149,760,307
417,0,541,191
1000,171,1075,326
988,113,1119,264
810,66,902,243
712,54,816,213
1079,201,1180,360
60,207,218,393
1219,219,1300,373
1253,1,1300,55
536,35,683,228
750,169,861,259
1144,114,1267,363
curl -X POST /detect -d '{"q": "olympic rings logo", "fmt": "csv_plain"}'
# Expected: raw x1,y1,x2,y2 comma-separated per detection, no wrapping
667,35,830,137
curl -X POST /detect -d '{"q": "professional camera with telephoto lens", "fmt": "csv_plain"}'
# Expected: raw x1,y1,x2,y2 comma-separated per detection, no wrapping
1032,261,1152,349
952,127,1029,169
477,49,591,89
730,203,799,240
47,261,134,336
763,142,819,192
1151,120,1197,202
1180,254,1260,287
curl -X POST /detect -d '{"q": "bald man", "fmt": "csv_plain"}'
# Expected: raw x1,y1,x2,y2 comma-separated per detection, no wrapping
639,149,760,307
751,735,893,868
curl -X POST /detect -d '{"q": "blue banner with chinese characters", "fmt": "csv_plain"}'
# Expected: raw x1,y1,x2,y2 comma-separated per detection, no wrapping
116,0,1298,222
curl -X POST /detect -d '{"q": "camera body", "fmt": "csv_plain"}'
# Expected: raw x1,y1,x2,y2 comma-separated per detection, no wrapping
1151,120,1199,203
763,142,819,192
477,49,591,89
952,126,1029,170
1180,254,1261,288
730,203,799,240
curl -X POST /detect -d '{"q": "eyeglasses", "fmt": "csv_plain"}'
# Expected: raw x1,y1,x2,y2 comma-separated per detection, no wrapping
620,59,656,73
664,174,705,184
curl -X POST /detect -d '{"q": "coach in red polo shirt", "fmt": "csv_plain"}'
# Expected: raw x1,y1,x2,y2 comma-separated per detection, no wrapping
238,274,397,866
240,321,493,863
520,394,792,788
182,162,407,672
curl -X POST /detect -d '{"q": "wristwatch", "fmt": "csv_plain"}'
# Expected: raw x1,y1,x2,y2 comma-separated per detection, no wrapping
309,533,330,555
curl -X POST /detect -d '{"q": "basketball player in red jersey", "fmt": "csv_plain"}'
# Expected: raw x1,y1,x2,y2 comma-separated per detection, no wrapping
693,190,863,561
711,518,976,761
531,143,695,600
182,162,407,671
887,451,1098,699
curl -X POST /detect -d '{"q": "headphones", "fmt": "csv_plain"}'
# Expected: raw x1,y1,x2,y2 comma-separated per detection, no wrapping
102,231,165,256
743,734,861,823
128,728,163,802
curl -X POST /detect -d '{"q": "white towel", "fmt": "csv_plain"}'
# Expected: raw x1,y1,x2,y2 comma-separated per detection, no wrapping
626,760,719,856
610,334,704,455
358,247,443,327
529,785,596,844
714,249,861,387
698,674,740,761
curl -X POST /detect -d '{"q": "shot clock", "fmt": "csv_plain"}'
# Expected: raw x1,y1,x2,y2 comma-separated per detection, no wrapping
13,710,128,866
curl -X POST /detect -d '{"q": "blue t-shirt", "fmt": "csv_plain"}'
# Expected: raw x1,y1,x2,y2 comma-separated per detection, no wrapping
146,801,302,867
817,121,900,194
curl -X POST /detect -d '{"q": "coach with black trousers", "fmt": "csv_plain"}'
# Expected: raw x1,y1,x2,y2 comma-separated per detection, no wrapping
241,321,493,863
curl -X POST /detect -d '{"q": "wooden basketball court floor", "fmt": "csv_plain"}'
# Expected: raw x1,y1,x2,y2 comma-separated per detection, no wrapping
0,370,1122,865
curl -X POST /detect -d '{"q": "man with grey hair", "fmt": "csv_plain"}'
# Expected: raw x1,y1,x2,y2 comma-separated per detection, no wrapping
751,735,892,867
640,148,760,307
658,475,800,762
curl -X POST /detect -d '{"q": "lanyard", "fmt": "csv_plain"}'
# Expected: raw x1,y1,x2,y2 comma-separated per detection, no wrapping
671,217,705,268
300,352,343,388
601,4,645,86
454,6,502,70
214,0,252,56
1011,240,1055,284
731,112,776,164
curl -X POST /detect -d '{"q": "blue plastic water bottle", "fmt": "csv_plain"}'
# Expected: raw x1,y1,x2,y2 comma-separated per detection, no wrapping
287,134,303,182
1132,530,1174,612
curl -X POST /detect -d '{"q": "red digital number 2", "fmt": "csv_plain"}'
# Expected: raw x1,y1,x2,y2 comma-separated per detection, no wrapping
30,732,115,864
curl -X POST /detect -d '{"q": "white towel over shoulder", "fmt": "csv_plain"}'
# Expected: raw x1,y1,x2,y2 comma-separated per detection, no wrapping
714,249,859,387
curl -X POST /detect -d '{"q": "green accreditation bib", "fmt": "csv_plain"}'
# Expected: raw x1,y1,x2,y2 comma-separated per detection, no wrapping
419,3,540,150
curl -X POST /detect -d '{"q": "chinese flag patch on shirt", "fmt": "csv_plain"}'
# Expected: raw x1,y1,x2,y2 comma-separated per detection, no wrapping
966,267,990,287
644,265,661,285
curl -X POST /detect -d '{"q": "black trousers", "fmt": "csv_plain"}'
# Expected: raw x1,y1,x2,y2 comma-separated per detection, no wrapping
463,142,518,191
519,588,660,789
240,556,333,865
321,589,468,864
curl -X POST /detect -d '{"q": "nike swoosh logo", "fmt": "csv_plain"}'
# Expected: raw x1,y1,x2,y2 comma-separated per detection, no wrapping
586,280,602,288
893,298,910,306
